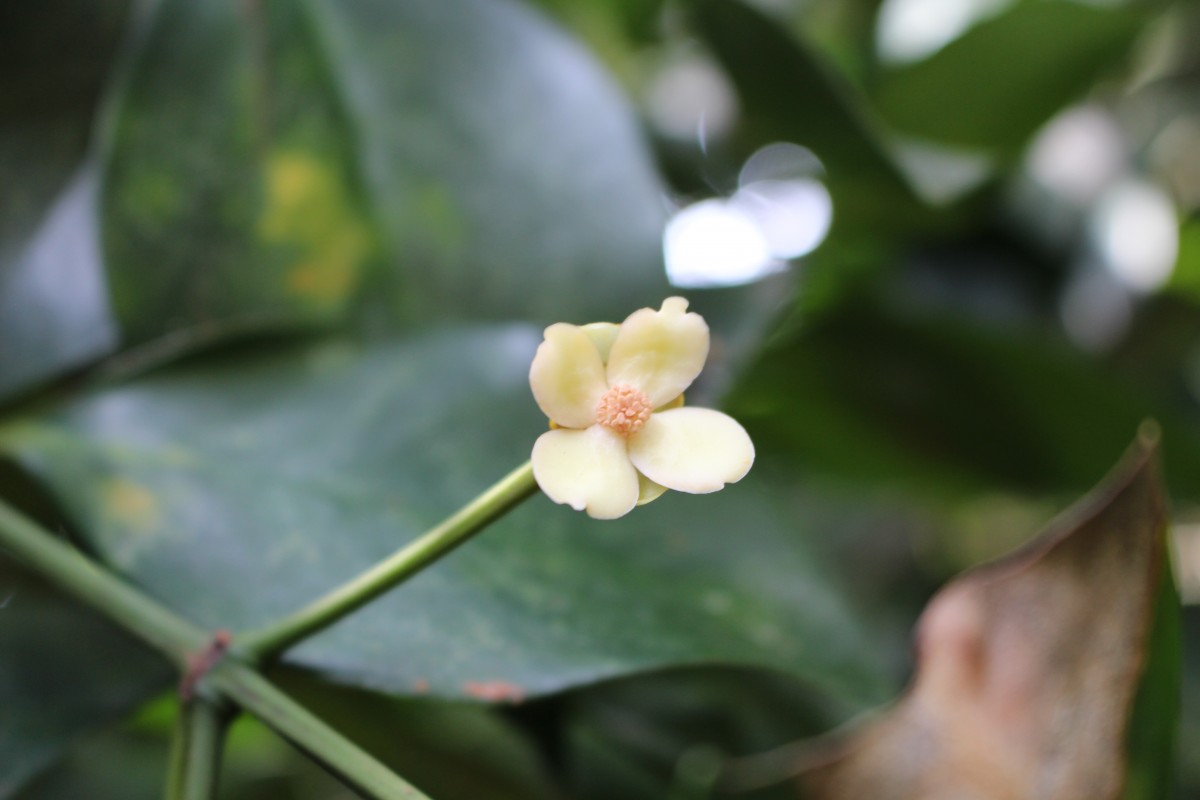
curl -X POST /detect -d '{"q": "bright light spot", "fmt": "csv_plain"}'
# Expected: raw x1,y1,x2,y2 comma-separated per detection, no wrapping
645,54,738,144
1027,106,1126,204
1060,267,1131,351
876,0,1010,63
733,179,833,259
738,142,822,185
664,143,835,287
664,199,777,288
1092,180,1178,293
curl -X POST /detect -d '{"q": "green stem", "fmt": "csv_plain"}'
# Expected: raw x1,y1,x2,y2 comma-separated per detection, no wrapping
165,699,230,800
0,499,207,666
165,709,187,800
207,662,431,799
242,461,538,659
0,497,430,799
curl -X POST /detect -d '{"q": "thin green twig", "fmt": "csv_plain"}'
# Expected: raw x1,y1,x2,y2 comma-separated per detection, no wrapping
0,498,430,800
165,699,230,800
0,499,207,665
207,663,431,799
240,461,538,659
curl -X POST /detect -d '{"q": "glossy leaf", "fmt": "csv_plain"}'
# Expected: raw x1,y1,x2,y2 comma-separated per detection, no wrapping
0,3,128,401
277,670,563,800
0,564,170,798
728,301,1200,501
100,0,669,348
100,0,379,346
873,2,1149,153
0,326,891,710
312,0,670,326
691,0,922,234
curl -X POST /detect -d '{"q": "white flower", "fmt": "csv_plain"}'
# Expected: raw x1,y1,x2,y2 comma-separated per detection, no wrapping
529,297,755,519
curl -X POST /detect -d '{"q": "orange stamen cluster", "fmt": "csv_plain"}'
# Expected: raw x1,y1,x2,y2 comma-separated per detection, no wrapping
595,384,652,437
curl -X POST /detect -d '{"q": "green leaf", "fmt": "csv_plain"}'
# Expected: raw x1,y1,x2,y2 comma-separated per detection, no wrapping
1167,216,1200,299
0,3,129,401
557,667,849,800
312,0,670,326
690,0,922,235
1122,551,1181,800
728,300,1200,501
100,0,669,347
0,564,169,798
100,0,380,346
9,725,167,800
276,670,563,800
872,2,1149,153
0,326,891,711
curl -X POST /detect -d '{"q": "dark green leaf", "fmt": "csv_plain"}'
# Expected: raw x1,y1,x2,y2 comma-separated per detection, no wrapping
100,0,379,345
277,670,563,800
0,3,129,401
873,2,1149,153
1122,555,1181,800
0,326,890,711
312,0,670,326
1168,216,1200,299
101,0,669,347
11,725,167,800
729,300,1200,500
691,0,922,234
557,667,846,800
13,700,350,800
0,564,169,798
531,0,666,47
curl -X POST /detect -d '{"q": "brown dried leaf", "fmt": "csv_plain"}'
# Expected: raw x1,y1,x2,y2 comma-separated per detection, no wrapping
800,429,1167,800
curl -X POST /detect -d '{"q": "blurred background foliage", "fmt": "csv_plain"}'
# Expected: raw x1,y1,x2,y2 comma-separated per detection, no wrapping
1,0,1197,797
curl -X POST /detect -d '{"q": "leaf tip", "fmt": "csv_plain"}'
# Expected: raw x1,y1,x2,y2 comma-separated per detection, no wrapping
1137,418,1161,451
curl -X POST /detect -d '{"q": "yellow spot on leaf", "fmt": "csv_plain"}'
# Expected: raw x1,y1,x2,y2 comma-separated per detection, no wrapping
103,479,161,533
259,151,372,310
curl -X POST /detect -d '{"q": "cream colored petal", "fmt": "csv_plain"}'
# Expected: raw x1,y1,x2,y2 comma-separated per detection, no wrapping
532,426,640,519
529,323,608,428
606,297,709,407
636,473,668,506
627,407,754,494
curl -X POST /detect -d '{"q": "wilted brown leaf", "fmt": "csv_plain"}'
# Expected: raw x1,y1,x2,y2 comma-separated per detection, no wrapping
795,429,1168,799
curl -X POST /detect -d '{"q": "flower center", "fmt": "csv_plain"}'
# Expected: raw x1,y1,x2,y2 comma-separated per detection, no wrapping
595,384,652,437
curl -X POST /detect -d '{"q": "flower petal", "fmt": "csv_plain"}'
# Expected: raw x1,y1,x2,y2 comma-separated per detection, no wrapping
627,407,754,494
532,426,640,519
606,297,709,407
529,323,608,428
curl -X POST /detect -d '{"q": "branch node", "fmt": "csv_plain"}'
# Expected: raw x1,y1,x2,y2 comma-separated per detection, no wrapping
180,629,232,702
